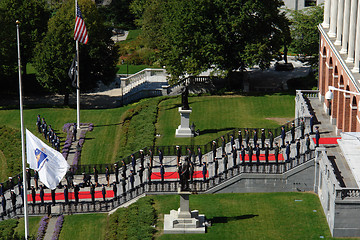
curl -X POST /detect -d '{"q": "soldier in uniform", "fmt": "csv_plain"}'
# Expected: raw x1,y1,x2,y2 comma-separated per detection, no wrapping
305,134,311,153
296,139,301,159
114,163,119,183
230,134,235,149
214,159,219,177
131,154,136,173
51,189,56,205
265,144,269,163
31,186,36,204
248,145,253,165
121,178,126,196
315,126,320,147
160,164,165,183
269,130,274,149
36,115,41,133
138,166,144,184
146,163,152,184
74,184,79,204
140,150,145,168
90,184,95,203
232,145,237,167
255,144,261,165
281,126,286,148
158,149,164,165
310,114,314,134
202,162,207,182
253,129,258,148
212,141,217,161
285,141,291,163
238,130,243,149
105,166,110,187
34,170,39,190
176,146,181,165
64,185,69,205
113,181,117,200
1,194,6,216
93,167,99,187
274,142,280,164
149,149,154,167
129,171,135,190
291,123,295,143
121,160,127,179
197,147,202,166
102,185,106,201
189,162,194,183
221,136,226,157
245,129,250,149
11,190,16,212
223,154,228,172
241,145,246,165
261,129,266,150
40,185,44,205
300,118,305,139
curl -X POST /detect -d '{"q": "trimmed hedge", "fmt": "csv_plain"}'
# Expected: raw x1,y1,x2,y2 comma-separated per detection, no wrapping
107,198,156,240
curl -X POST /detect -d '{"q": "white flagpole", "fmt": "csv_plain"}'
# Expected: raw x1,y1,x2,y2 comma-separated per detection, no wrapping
75,0,80,131
16,20,29,240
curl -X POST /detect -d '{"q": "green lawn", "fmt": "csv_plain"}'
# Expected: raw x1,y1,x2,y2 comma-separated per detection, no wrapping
117,64,161,75
59,213,107,240
151,193,349,240
52,192,357,239
14,216,42,239
156,94,295,146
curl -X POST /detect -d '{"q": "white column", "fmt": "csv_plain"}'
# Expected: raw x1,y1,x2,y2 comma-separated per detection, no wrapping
335,0,344,45
352,5,360,72
328,0,338,38
340,0,351,53
323,0,331,28
346,0,358,62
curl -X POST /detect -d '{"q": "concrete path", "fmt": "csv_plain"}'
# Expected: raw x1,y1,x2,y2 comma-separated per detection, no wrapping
43,216,57,240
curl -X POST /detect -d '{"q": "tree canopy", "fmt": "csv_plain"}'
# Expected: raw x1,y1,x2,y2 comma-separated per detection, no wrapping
0,0,49,91
134,0,290,81
289,5,323,68
33,0,118,104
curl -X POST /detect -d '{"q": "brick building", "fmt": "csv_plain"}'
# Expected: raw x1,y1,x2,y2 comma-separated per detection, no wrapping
318,0,360,134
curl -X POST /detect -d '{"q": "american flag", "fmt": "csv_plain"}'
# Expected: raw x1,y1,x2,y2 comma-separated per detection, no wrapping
74,3,88,44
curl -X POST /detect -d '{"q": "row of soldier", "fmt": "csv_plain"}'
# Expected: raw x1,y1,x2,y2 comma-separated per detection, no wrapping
36,115,60,151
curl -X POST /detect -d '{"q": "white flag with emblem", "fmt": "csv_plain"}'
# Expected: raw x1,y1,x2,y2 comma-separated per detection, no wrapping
26,129,69,189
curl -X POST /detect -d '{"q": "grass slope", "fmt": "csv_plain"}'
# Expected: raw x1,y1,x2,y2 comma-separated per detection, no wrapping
59,213,107,240
15,216,42,239
156,94,295,146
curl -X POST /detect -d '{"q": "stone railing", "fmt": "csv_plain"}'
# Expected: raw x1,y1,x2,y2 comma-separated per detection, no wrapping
123,68,166,87
295,90,318,127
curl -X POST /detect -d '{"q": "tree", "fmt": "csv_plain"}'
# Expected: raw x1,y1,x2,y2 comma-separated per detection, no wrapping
33,0,118,105
135,0,290,82
0,0,49,92
99,0,136,30
289,5,324,68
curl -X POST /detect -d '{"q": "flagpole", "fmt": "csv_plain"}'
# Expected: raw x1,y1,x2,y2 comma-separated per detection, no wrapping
75,0,80,131
16,20,29,240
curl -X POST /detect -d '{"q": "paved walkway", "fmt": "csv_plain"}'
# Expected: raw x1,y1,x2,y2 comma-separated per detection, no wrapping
309,97,358,188
43,217,56,240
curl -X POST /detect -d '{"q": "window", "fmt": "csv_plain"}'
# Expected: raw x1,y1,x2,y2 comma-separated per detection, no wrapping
305,0,316,7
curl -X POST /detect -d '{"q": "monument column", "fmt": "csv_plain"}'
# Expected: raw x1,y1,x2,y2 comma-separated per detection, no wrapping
328,0,338,38
352,5,360,72
335,0,344,45
323,0,331,28
346,0,358,63
340,0,351,53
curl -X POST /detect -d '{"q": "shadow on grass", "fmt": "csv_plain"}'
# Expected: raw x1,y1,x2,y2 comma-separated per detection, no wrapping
209,214,259,224
94,122,123,128
200,127,235,135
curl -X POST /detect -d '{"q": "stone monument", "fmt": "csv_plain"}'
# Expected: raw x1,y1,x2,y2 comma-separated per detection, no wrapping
175,87,193,138
164,158,206,234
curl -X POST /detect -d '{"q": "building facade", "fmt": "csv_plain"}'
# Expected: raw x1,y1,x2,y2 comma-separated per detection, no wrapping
319,0,360,134
283,0,324,10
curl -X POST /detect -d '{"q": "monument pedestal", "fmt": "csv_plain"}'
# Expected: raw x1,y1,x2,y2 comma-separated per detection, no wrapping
164,190,206,234
175,107,193,138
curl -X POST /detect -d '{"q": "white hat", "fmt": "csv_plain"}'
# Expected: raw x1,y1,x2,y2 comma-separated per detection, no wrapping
213,141,216,143
140,149,143,152
176,145,179,148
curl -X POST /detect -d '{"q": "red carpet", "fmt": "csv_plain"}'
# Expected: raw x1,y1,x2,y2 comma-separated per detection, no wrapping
312,137,340,144
151,171,209,180
27,190,114,202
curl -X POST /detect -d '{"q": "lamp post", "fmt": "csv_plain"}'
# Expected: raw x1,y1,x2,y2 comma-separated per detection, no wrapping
325,86,360,115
